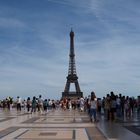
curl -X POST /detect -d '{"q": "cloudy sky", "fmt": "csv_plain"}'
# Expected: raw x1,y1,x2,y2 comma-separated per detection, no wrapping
0,0,140,100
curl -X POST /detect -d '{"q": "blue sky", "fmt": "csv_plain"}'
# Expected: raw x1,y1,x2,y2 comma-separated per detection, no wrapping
0,0,140,100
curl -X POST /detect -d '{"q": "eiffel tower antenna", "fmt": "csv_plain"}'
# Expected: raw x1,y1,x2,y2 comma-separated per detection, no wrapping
62,30,83,99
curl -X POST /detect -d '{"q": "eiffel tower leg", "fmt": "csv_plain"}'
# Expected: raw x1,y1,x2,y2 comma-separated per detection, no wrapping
64,81,70,93
75,81,81,93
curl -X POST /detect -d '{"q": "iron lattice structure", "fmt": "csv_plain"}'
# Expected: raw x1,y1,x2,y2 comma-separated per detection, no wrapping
62,30,83,99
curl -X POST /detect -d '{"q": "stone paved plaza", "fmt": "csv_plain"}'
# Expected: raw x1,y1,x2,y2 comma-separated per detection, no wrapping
0,108,140,140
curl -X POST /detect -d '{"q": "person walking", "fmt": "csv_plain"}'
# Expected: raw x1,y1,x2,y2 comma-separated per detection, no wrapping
89,92,97,122
16,96,22,111
27,97,31,113
31,96,37,113
38,95,44,114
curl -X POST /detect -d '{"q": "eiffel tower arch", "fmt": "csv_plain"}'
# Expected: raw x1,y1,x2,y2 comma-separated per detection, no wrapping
62,30,83,99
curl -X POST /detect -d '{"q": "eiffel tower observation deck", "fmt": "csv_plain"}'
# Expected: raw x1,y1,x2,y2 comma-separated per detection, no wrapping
62,30,83,99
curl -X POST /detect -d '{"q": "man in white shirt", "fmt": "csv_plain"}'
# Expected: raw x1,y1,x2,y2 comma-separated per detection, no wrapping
17,96,22,111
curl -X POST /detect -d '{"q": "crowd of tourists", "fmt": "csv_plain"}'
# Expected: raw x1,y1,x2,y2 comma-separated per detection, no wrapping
59,92,140,122
102,92,140,121
0,92,140,122
0,95,59,114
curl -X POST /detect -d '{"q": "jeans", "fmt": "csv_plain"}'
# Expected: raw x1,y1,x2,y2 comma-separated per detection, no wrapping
90,108,97,121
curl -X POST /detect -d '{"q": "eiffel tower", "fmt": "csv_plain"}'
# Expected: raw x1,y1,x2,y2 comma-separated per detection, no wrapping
62,30,83,99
